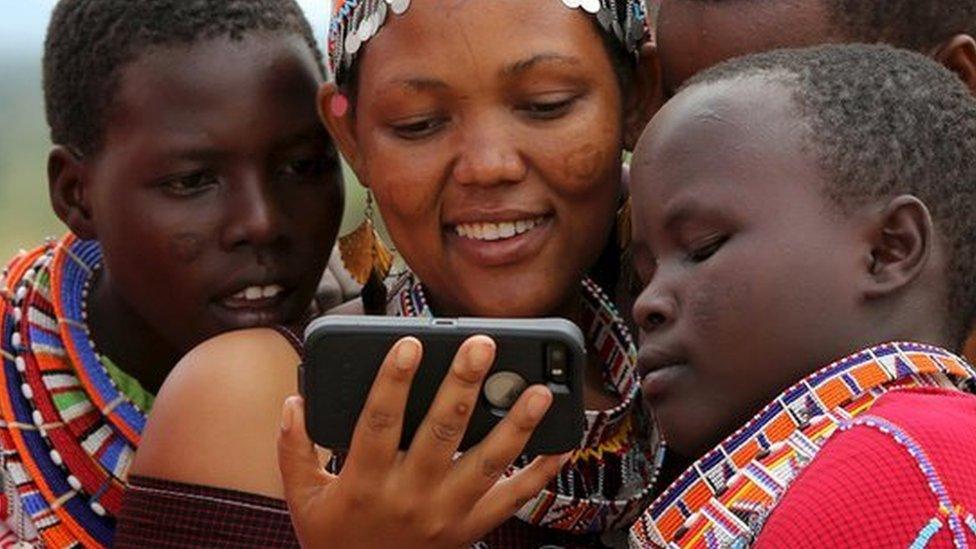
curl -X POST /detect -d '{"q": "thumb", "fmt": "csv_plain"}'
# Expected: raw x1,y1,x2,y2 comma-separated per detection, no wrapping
277,396,334,507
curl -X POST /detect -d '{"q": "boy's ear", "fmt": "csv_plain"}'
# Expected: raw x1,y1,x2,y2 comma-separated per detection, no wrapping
624,41,666,151
933,34,976,97
48,146,96,240
862,195,933,300
318,83,369,187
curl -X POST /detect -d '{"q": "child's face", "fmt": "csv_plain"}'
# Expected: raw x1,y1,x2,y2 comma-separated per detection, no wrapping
629,79,870,458
344,0,626,317
84,35,342,353
656,0,838,95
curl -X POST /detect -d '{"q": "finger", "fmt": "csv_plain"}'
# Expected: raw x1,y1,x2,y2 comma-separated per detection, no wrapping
403,335,495,478
278,396,338,508
447,385,553,508
344,337,423,477
463,453,569,537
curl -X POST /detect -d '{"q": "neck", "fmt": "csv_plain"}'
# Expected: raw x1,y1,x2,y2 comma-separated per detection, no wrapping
86,269,179,395
424,284,585,324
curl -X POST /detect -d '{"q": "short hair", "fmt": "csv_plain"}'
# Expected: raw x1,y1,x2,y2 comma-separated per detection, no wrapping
683,44,976,344
44,0,324,155
676,0,976,53
825,0,976,52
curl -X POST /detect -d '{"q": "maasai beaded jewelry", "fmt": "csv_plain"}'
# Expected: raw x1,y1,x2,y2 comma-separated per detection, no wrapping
327,0,649,85
387,271,663,533
629,342,976,548
0,235,147,548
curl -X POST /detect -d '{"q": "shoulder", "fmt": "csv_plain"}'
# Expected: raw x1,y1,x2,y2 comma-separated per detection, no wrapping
757,388,976,548
130,328,300,498
327,297,365,315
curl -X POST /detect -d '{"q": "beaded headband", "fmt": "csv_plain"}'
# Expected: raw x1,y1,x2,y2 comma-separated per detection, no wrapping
328,0,648,85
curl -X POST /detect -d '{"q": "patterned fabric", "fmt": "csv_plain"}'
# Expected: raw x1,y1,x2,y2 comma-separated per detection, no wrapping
327,0,649,84
0,235,149,548
629,342,976,548
388,271,662,537
116,476,298,548
755,387,976,548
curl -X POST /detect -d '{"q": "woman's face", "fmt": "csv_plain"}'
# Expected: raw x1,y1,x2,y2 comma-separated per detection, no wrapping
345,0,626,317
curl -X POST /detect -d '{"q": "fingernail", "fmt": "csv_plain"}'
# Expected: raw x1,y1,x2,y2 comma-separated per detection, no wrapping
525,391,551,421
467,337,494,373
395,339,418,371
281,397,297,432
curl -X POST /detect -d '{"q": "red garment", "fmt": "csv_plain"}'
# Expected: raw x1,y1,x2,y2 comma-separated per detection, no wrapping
116,476,607,548
757,388,976,548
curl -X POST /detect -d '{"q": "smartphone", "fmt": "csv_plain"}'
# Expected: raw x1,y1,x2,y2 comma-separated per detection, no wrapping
300,316,586,456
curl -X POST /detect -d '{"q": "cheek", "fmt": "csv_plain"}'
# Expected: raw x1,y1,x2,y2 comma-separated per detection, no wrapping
686,274,756,337
364,146,444,223
169,233,206,264
563,144,606,188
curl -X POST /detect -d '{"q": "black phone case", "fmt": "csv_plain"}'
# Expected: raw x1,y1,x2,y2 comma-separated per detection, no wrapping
300,316,586,456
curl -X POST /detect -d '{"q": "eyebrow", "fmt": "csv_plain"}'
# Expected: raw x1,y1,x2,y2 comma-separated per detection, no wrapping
398,78,450,93
502,53,582,78
662,200,708,232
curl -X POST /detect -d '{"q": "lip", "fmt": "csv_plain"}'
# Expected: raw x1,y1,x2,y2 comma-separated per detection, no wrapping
444,213,554,268
443,208,552,226
637,346,688,400
209,272,301,329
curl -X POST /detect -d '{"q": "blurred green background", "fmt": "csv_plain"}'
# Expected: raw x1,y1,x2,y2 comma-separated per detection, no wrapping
0,0,367,262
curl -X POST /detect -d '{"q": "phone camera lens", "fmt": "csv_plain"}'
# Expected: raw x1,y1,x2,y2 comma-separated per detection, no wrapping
484,372,528,410
547,344,568,382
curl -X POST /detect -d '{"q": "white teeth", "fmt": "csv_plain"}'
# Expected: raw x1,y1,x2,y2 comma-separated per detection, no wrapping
231,284,284,302
454,217,547,241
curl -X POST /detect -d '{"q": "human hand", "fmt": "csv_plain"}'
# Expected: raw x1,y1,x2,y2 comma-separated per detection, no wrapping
277,336,569,549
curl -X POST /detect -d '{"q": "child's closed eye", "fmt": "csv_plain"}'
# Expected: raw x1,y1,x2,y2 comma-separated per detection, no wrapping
687,235,729,263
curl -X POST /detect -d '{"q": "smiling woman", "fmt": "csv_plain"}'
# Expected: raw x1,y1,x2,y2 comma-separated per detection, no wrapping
118,0,664,547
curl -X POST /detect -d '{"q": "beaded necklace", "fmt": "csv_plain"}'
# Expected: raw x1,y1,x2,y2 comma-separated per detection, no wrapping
387,272,664,534
0,234,145,548
629,342,976,548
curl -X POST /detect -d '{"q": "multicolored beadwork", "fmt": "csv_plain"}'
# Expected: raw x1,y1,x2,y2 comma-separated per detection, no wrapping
387,271,663,534
327,0,649,85
629,342,976,548
0,235,146,547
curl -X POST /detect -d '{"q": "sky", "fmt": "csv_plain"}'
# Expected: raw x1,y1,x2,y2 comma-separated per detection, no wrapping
0,0,331,57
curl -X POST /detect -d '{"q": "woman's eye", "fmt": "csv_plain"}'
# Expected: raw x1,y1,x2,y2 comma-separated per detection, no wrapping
161,172,219,196
519,96,576,120
391,117,447,140
688,236,728,263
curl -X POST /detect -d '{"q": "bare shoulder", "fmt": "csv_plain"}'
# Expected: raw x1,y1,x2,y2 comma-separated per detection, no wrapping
327,297,365,315
130,328,299,498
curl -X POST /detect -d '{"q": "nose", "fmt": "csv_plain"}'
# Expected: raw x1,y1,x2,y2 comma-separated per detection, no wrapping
451,116,528,186
632,270,678,334
220,173,285,251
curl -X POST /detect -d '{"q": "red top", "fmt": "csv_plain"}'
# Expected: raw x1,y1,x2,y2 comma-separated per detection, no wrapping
757,387,976,548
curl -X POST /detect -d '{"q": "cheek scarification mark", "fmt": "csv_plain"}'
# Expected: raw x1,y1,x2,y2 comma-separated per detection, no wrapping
170,234,205,264
563,145,606,189
687,278,753,334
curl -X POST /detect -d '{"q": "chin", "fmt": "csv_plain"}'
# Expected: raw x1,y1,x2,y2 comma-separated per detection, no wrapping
461,284,565,318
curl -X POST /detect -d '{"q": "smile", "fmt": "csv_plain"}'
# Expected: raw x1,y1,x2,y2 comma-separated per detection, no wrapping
229,284,284,302
452,216,548,242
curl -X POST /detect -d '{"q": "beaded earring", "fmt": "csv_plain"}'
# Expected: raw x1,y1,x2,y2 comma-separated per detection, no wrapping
338,191,394,312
